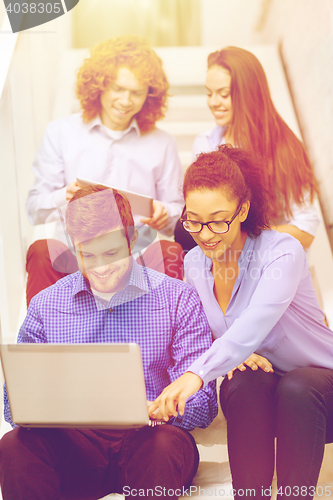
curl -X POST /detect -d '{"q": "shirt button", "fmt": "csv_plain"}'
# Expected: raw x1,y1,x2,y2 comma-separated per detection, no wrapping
199,370,204,376
109,308,113,313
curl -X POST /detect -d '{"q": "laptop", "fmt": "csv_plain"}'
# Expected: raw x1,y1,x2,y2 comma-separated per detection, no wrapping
0,342,150,429
76,177,154,218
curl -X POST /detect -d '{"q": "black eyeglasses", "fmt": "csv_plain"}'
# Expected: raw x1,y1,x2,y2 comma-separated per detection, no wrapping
180,204,242,234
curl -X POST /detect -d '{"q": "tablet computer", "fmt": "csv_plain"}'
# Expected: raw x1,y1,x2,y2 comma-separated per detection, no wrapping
76,177,153,218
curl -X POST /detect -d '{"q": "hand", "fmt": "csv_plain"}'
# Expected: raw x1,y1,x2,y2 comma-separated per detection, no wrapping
227,353,274,380
140,200,168,231
66,181,81,202
148,372,203,421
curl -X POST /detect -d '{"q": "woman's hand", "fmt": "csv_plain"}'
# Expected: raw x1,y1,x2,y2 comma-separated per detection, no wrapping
148,372,203,421
227,353,273,380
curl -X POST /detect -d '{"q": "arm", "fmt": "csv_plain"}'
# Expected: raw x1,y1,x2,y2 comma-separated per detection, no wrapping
148,135,183,236
4,300,46,427
150,286,218,431
3,385,16,428
188,245,305,385
151,241,306,418
151,354,274,420
26,121,69,225
270,224,314,249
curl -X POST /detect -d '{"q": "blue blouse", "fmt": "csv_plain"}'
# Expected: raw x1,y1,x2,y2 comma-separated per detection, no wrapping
185,230,333,386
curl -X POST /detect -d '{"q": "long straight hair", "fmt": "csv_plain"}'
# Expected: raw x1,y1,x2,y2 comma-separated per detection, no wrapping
208,46,318,219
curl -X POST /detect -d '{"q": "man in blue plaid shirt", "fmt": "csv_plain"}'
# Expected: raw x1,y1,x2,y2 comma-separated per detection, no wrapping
0,185,217,500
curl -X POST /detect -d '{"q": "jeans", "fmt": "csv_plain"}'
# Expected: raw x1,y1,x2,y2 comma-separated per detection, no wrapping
0,424,199,500
220,367,333,500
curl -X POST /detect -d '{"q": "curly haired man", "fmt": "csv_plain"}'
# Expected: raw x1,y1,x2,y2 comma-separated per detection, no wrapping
26,36,184,305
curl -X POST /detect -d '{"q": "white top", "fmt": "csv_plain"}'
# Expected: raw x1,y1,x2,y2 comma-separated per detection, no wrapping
26,113,184,241
192,126,320,237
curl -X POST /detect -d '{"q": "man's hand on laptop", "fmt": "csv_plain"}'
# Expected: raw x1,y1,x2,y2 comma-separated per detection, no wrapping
147,401,164,422
148,372,203,421
140,200,168,230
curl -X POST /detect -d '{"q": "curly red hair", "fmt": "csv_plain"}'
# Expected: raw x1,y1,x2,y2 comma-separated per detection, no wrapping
76,36,169,133
207,46,318,220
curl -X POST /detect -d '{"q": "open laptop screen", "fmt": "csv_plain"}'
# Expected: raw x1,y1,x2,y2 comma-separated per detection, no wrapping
0,343,149,429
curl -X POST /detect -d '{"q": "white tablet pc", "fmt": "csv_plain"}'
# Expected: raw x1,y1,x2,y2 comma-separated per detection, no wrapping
76,177,153,218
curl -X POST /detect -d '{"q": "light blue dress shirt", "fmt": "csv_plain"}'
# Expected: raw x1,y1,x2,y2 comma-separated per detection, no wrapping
26,114,183,237
185,230,333,386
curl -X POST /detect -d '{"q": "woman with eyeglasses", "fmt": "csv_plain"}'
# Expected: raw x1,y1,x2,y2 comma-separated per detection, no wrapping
175,46,320,254
149,144,333,500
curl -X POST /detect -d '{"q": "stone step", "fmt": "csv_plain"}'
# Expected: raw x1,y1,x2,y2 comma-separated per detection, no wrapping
164,105,212,123
158,120,214,136
168,95,208,107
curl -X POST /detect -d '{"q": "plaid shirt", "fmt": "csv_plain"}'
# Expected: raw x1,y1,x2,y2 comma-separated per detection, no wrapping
4,261,217,429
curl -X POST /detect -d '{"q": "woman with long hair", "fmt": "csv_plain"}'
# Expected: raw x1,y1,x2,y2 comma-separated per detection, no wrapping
175,46,319,252
150,145,333,500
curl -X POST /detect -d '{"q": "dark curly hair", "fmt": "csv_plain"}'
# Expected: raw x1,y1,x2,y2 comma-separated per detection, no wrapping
183,144,270,237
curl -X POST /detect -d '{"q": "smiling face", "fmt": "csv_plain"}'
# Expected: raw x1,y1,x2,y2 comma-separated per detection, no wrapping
100,66,149,131
206,65,232,128
75,226,138,293
185,188,249,261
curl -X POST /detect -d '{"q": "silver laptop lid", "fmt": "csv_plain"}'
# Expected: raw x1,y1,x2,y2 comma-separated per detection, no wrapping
0,343,149,429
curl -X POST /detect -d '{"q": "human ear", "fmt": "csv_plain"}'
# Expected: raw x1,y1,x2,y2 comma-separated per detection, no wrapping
129,228,139,251
240,201,250,222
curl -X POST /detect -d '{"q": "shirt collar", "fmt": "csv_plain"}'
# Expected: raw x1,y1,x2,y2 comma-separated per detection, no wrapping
124,258,150,294
204,125,226,150
72,271,91,296
72,258,150,309
237,235,254,267
86,114,103,131
87,114,140,137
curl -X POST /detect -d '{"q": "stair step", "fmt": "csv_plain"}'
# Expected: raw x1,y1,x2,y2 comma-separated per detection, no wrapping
168,95,208,108
158,120,214,136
